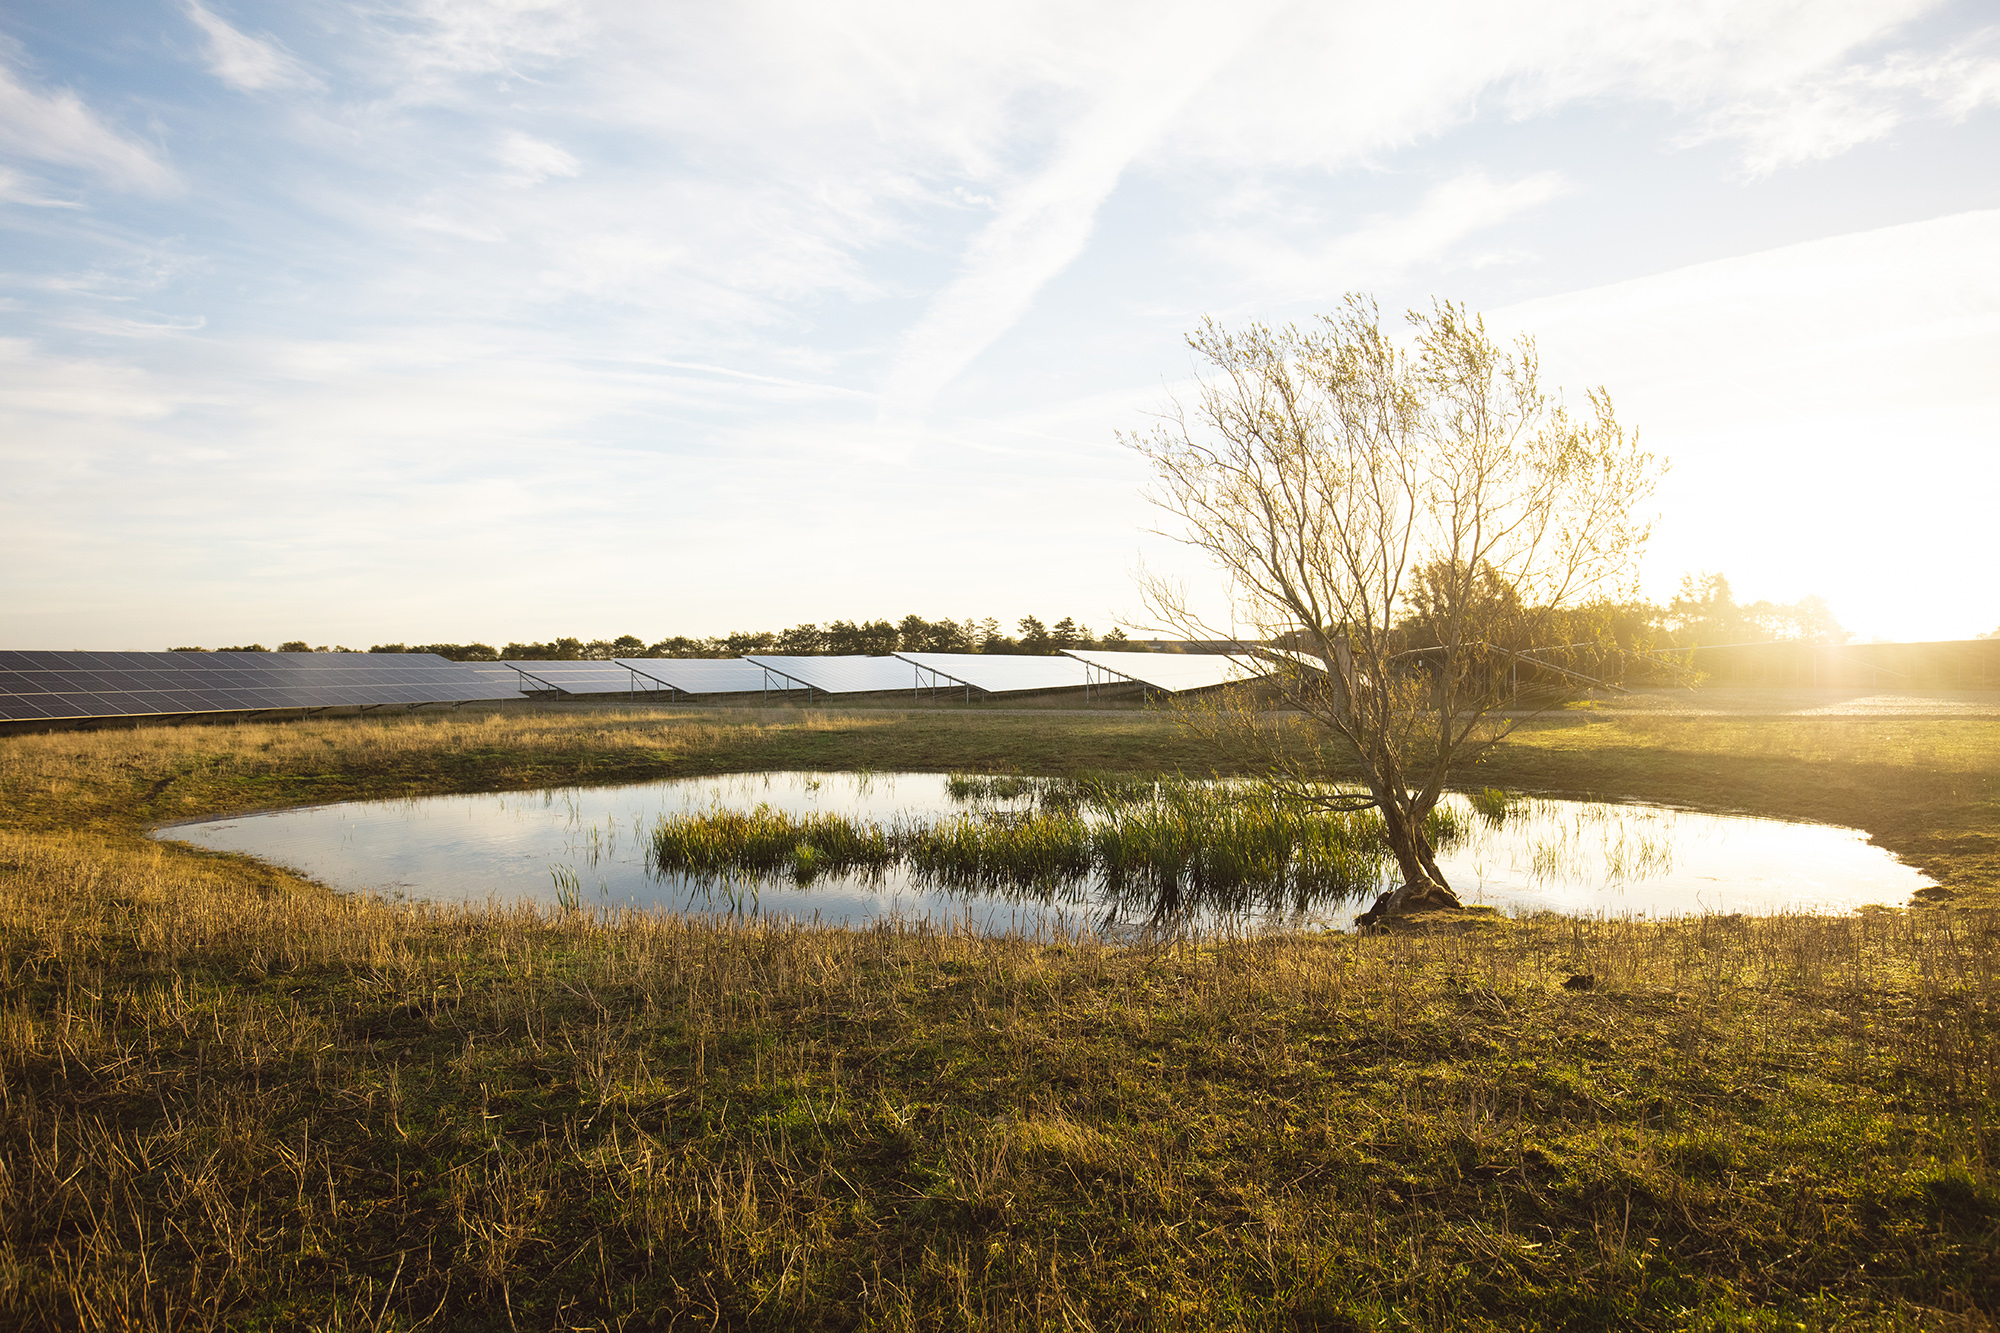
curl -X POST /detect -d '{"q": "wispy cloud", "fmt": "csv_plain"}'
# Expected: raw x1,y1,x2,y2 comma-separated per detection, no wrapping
0,166,81,208
1201,169,1573,309
1683,27,2000,175
878,4,1287,417
495,131,579,187
184,2,322,93
0,61,176,193
3,0,1997,645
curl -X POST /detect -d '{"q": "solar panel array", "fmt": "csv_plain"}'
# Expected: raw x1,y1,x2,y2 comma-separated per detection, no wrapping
495,660,672,696
892,651,1095,694
0,651,520,723
1260,647,1331,674
742,655,929,695
0,645,1272,725
616,658,773,695
1061,649,1268,694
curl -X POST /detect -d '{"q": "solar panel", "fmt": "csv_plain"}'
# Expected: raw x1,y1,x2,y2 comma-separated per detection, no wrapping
1260,647,1332,674
490,660,672,697
892,652,1094,694
614,658,774,694
741,655,928,695
1060,649,1269,694
0,651,520,723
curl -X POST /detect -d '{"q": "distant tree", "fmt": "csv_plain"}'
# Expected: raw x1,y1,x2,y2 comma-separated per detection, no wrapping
898,614,976,654
373,643,496,660
1758,593,1846,645
1130,296,1661,923
824,619,899,655
860,619,900,654
346,617,1133,661
1665,573,1743,644
646,635,723,658
1664,572,1846,646
217,644,269,652
1101,628,1132,647
501,638,585,660
607,635,645,658
276,640,313,653
168,646,206,652
774,624,824,655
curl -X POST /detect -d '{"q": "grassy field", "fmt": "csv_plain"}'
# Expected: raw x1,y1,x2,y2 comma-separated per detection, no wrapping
0,702,1995,1329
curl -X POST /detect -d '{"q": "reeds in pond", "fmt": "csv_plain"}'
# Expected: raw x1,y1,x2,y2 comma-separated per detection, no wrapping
648,805,896,881
1469,786,1513,826
645,778,1477,920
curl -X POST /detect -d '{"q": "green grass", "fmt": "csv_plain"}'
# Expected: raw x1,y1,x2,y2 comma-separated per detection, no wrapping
0,701,1994,1328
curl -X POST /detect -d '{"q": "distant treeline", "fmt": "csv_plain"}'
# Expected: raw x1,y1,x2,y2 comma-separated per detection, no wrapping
172,575,1863,663
173,615,1138,662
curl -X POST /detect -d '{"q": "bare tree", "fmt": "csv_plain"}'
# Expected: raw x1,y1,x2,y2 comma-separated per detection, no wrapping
1127,296,1663,924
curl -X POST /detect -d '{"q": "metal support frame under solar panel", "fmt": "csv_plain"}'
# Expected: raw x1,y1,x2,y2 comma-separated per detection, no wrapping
888,652,1109,705
742,656,973,707
490,660,683,702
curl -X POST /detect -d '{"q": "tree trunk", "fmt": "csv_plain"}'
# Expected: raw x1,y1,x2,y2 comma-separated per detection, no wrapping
1357,802,1463,928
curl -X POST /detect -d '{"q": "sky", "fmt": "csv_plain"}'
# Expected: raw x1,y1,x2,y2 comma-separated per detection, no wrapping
1,0,1996,650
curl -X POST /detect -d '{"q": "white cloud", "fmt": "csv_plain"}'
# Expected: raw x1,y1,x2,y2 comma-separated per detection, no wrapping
0,62,175,192
0,166,80,208
365,0,594,111
0,337,188,421
1685,27,2000,175
495,131,580,186
185,2,321,93
285,1,1965,411
1204,169,1572,308
6,0,1997,646
1152,0,1941,173
877,3,1289,416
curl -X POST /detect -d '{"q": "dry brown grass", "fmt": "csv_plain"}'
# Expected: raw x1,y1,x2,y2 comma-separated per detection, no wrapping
0,819,1995,1329
0,705,1995,1327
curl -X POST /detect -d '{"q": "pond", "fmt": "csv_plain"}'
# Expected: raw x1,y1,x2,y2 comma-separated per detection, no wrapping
154,771,1932,935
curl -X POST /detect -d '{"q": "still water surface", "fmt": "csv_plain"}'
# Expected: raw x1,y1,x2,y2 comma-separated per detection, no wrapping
155,771,1931,935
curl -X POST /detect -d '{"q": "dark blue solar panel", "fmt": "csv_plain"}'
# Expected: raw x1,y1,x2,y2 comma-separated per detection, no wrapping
0,650,520,723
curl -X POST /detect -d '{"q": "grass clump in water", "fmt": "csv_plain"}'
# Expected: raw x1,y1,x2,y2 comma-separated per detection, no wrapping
649,805,895,881
653,778,1472,918
946,769,1164,811
1470,785,1515,826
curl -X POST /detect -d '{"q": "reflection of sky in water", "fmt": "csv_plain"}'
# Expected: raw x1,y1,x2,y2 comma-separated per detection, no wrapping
154,772,1932,935
1436,796,1928,919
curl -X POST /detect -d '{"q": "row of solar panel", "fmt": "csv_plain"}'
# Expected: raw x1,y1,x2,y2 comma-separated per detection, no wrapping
0,667,495,692
0,650,488,671
0,650,525,723
0,685,493,720
0,648,1289,725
